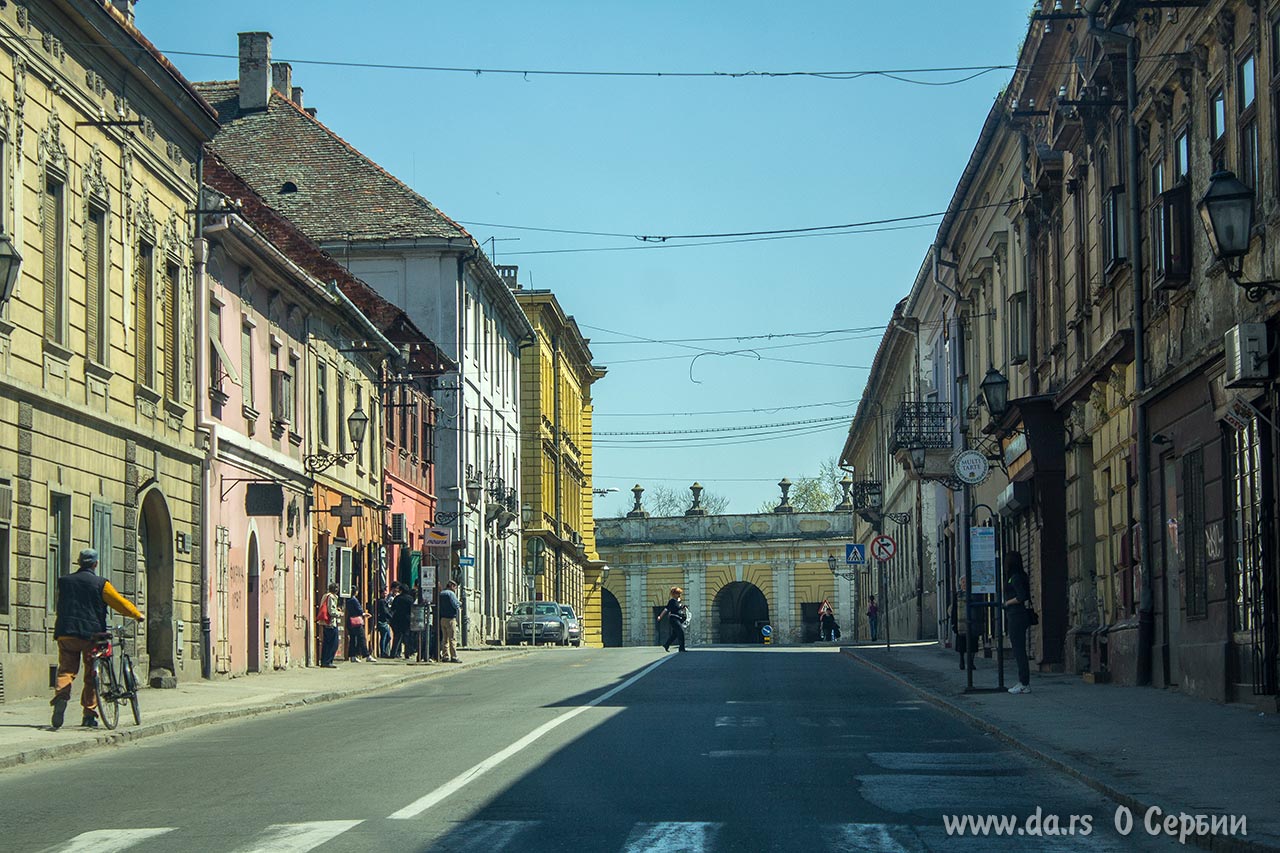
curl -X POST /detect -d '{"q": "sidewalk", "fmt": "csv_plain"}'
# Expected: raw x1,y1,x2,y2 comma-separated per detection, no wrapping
842,642,1280,853
0,646,532,771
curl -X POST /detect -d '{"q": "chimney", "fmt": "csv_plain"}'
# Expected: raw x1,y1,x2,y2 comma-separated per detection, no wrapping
291,87,304,109
111,0,137,24
237,32,273,112
271,62,292,99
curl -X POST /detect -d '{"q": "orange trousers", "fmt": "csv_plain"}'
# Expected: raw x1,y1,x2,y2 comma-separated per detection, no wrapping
53,637,99,712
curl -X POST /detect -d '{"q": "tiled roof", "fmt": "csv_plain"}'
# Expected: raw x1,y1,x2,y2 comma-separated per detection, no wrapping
195,81,468,243
203,151,455,375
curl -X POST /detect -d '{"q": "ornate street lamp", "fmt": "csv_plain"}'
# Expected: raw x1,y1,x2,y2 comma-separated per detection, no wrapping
0,231,22,303
909,442,927,475
304,403,369,474
346,405,369,448
522,502,533,526
828,554,857,582
464,475,483,508
980,366,1010,421
1198,170,1280,301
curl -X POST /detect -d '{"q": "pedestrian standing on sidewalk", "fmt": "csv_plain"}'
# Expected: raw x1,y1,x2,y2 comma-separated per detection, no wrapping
50,549,144,729
319,583,341,668
818,598,837,642
344,589,370,662
867,595,879,642
376,589,394,659
389,583,413,659
1004,552,1034,694
657,586,687,652
438,580,461,662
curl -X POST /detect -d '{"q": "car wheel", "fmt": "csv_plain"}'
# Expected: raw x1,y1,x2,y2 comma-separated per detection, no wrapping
572,640,581,647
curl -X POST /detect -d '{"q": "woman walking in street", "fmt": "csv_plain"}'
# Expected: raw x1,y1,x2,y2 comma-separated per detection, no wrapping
1004,552,1034,694
818,598,839,642
344,589,371,662
657,586,687,652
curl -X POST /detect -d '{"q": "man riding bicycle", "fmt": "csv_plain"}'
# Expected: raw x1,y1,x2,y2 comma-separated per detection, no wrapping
50,549,144,729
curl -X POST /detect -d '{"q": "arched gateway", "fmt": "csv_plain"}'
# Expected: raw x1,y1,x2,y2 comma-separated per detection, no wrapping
713,581,770,644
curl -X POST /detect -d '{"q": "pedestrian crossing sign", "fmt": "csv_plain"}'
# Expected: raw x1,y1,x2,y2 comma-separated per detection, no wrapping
845,543,867,565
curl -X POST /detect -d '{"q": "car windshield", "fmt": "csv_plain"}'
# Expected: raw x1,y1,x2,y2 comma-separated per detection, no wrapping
513,603,560,617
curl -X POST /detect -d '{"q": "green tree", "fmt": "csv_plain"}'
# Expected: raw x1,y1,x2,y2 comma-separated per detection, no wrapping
758,457,846,512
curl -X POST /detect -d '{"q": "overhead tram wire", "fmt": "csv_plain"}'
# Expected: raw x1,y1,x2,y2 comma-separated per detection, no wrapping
596,398,859,417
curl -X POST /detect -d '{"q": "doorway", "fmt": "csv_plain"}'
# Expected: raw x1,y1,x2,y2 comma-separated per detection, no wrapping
247,533,261,673
138,489,176,682
712,581,770,644
601,589,623,647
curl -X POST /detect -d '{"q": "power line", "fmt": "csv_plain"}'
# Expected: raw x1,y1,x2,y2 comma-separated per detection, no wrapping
596,414,851,437
595,398,859,417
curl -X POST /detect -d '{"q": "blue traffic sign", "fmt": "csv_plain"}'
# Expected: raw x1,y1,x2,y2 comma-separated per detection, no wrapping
761,624,773,637
458,556,476,567
845,543,867,566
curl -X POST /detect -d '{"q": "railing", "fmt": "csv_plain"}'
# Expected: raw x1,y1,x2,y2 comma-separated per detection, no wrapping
889,401,953,452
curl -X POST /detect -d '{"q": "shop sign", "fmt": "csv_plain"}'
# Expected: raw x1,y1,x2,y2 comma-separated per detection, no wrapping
1002,431,1028,467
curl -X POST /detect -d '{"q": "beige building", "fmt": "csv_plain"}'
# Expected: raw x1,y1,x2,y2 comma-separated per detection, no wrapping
511,274,606,643
0,0,217,699
595,484,857,647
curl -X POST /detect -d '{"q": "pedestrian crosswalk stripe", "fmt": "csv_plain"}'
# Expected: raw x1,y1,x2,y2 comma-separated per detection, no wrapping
829,824,927,853
620,822,722,853
432,821,540,851
40,828,176,853
228,820,363,853
867,752,1028,772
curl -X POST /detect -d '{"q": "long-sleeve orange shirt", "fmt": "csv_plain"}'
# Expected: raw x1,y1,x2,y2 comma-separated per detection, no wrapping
102,581,144,622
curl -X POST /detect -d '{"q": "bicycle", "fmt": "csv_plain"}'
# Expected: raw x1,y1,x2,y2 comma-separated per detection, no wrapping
88,623,141,729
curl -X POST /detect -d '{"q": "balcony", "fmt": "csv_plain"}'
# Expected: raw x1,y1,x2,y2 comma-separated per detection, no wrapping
889,402,952,453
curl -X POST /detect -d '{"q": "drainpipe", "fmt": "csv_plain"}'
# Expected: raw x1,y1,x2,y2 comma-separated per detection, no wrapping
552,335,563,603
193,147,214,680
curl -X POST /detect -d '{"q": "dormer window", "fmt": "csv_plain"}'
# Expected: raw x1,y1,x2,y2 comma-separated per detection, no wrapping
279,181,298,194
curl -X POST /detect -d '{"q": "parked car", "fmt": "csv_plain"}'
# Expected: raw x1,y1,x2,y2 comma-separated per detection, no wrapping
505,601,567,645
559,605,582,647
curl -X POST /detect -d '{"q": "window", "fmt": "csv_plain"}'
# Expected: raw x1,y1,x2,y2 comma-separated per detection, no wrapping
1175,129,1190,184
368,398,377,472
1239,52,1259,190
337,373,346,451
1103,185,1128,270
410,397,419,457
85,207,107,365
1239,53,1257,113
1008,291,1029,364
164,262,180,402
288,354,299,431
0,478,10,615
135,240,155,387
240,322,255,412
317,361,329,446
1156,184,1193,289
92,501,114,591
43,178,66,345
1211,86,1227,171
1150,158,1166,287
47,493,71,611
270,367,294,425
422,403,433,465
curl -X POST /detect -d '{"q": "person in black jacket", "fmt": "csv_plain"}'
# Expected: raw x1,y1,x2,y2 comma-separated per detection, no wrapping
376,590,394,659
657,586,687,652
51,549,144,729
389,584,414,659
1004,551,1034,694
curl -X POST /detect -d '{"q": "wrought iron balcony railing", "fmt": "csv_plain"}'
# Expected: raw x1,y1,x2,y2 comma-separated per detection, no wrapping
889,401,953,453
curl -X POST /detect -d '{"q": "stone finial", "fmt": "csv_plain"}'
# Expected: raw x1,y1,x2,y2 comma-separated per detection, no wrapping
836,474,855,511
626,484,649,518
685,482,707,516
774,478,794,513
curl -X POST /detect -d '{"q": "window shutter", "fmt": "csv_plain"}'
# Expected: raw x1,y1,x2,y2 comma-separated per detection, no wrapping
164,264,178,400
43,184,59,342
85,211,102,362
135,244,152,385
241,324,254,409
270,368,290,423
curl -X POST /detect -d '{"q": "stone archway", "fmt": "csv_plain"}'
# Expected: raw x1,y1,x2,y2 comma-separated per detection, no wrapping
713,581,770,644
600,589,623,648
138,488,176,685
246,533,262,672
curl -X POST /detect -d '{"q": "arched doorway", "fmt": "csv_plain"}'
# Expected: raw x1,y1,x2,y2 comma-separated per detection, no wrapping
601,589,623,648
247,533,261,672
138,488,176,683
713,581,770,644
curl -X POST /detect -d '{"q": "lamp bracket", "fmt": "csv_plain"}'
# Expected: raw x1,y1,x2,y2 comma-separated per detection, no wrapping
1228,271,1280,303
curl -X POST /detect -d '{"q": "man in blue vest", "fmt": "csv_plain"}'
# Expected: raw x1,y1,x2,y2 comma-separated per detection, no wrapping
438,580,461,662
50,549,144,729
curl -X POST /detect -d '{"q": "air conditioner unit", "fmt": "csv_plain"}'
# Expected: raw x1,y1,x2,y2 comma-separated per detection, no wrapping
1225,323,1270,387
390,512,407,544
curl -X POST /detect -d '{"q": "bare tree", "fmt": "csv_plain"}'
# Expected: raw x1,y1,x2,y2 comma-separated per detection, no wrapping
616,484,731,516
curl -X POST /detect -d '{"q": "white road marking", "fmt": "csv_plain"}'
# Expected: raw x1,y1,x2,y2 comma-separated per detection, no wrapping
230,821,363,853
436,821,540,851
41,828,176,853
707,749,770,757
857,774,1062,813
713,715,764,727
867,752,1027,772
620,821,721,853
829,823,927,852
388,656,672,820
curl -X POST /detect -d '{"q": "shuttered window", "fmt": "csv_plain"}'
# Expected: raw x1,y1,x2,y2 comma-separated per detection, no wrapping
317,361,328,446
92,501,114,591
135,240,154,387
164,262,179,401
241,322,254,410
85,208,106,364
43,180,65,344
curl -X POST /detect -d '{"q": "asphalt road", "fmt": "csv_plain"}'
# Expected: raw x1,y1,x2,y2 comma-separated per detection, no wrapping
1,646,1180,852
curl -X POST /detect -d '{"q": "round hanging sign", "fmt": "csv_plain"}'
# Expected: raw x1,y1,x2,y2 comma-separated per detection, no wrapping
951,449,990,486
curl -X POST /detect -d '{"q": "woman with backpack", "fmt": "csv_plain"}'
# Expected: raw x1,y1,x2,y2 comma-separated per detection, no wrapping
657,586,688,653
318,583,341,668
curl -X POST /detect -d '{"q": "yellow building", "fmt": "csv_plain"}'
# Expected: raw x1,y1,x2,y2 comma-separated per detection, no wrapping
0,1,218,699
595,483,859,646
511,273,606,643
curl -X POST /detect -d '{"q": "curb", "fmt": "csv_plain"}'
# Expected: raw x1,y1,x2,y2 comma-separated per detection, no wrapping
0,649,532,772
840,648,1278,853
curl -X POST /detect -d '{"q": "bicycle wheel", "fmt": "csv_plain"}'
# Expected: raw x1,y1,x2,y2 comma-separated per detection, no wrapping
92,658,119,730
123,656,142,726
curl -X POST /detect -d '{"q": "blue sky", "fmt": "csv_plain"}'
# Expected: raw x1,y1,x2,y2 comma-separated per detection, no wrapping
138,1,1032,515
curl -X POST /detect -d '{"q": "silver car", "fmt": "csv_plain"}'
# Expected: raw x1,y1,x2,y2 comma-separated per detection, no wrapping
559,605,582,647
505,601,567,646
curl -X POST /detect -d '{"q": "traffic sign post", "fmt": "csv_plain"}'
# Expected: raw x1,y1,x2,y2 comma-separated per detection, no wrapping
870,534,897,562
845,543,867,565
761,624,773,646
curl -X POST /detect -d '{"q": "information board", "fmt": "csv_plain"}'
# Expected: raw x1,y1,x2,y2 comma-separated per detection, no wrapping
970,526,997,594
